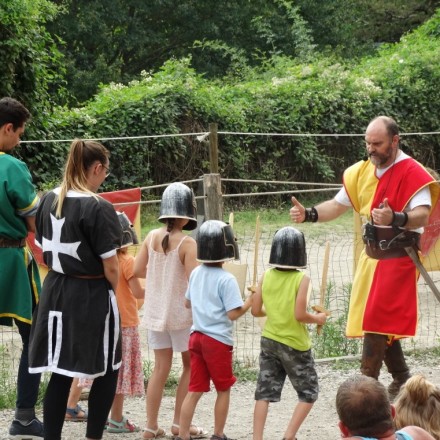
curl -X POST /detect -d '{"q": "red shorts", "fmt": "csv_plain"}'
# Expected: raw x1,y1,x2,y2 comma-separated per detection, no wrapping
188,332,236,392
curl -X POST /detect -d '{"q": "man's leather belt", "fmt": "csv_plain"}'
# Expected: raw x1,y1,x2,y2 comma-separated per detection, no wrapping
0,236,26,248
363,225,420,260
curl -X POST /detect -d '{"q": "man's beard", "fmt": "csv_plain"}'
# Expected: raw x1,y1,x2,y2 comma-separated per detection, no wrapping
368,146,394,168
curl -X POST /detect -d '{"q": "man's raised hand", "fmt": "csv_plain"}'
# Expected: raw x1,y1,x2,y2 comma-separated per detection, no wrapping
290,196,305,223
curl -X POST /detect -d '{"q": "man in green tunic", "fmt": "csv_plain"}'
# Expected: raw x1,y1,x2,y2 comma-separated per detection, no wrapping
0,97,43,439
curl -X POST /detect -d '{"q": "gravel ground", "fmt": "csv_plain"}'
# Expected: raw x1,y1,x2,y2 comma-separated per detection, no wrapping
1,353,439,440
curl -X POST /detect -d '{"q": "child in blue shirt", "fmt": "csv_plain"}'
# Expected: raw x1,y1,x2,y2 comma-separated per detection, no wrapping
176,220,252,440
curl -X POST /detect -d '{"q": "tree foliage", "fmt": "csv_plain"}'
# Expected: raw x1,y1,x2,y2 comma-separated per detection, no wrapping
46,0,316,103
24,9,440,195
46,0,438,104
0,0,67,180
0,0,65,118
297,0,440,56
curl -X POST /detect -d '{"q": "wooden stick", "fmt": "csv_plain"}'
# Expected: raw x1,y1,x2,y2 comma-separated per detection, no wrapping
228,212,234,229
317,241,330,335
252,215,260,291
246,216,265,329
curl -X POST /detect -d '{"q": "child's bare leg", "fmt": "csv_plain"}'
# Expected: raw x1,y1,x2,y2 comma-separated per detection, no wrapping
145,348,172,437
178,392,203,440
213,389,230,438
283,402,314,440
253,400,269,440
172,351,191,428
66,378,84,410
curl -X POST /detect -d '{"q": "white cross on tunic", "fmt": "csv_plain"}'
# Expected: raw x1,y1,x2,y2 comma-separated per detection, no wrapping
42,214,81,273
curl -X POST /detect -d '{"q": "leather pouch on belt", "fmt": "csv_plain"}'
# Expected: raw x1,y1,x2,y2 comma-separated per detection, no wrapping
362,224,420,260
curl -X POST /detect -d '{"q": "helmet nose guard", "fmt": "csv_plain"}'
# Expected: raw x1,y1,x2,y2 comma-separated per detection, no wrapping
196,220,239,263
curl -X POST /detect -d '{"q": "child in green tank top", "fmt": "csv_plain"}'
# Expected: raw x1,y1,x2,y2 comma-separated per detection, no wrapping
251,227,327,440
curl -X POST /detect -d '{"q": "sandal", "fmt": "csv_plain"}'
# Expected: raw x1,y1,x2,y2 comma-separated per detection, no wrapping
107,416,140,433
143,427,166,439
172,423,208,439
64,404,88,422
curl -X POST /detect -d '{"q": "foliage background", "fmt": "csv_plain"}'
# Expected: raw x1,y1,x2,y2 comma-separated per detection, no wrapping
22,11,440,196
45,0,439,104
1,1,439,196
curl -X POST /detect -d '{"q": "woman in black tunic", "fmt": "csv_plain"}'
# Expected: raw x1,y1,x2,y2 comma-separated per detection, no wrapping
29,139,122,440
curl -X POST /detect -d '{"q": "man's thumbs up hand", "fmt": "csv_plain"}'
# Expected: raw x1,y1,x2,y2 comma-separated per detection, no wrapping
290,196,305,223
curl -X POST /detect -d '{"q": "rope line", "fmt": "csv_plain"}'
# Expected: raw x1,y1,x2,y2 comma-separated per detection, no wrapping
222,178,341,186
20,130,440,144
223,187,341,198
138,178,202,191
20,132,209,144
113,194,206,206
112,186,341,205
119,178,340,197
218,131,440,137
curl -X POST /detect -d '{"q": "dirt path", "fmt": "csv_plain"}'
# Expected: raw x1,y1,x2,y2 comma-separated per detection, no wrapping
1,354,439,440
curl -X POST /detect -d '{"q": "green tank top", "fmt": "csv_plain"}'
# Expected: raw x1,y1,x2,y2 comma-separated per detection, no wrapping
261,268,311,351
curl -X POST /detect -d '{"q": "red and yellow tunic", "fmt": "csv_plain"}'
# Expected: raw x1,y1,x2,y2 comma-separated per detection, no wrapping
343,157,439,338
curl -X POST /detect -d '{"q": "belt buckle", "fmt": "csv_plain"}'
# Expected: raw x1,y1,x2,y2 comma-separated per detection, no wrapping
379,240,389,251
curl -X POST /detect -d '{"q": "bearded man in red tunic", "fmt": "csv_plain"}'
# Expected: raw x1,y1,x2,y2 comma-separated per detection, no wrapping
290,116,440,399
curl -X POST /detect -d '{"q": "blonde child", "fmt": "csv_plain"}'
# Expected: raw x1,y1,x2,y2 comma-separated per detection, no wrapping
394,374,440,439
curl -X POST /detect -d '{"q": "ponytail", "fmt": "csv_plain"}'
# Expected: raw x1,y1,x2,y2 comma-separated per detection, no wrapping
55,139,109,218
161,218,176,254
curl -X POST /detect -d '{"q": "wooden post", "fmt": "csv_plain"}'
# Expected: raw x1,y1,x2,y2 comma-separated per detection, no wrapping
203,174,223,220
209,122,218,173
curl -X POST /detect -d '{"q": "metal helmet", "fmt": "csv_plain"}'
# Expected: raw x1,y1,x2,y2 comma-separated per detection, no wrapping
158,182,197,230
269,226,307,269
117,211,139,248
196,220,239,263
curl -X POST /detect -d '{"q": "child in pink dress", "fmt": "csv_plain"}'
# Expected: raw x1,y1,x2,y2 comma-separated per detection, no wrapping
107,212,145,433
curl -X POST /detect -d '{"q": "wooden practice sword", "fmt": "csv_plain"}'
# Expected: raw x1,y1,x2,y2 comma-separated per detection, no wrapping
312,241,331,334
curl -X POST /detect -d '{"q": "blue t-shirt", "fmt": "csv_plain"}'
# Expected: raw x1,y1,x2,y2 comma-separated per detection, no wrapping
355,430,413,440
185,265,243,346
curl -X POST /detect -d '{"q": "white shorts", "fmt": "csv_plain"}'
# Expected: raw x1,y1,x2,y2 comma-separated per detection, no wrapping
148,327,191,352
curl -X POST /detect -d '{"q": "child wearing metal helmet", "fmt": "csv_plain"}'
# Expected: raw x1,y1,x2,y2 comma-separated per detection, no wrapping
175,220,253,440
134,182,206,439
251,226,327,440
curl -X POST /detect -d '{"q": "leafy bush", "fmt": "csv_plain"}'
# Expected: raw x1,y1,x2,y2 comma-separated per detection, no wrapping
24,11,440,191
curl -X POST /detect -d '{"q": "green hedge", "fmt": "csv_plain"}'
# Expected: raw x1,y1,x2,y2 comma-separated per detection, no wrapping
24,10,440,194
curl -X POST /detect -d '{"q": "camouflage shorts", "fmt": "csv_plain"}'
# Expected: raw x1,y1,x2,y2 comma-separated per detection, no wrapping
254,337,319,403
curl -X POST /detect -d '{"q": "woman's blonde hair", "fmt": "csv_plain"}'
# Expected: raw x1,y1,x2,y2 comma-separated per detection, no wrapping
394,374,440,440
55,139,109,218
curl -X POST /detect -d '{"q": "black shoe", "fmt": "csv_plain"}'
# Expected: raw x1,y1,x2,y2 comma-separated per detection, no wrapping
9,418,44,439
